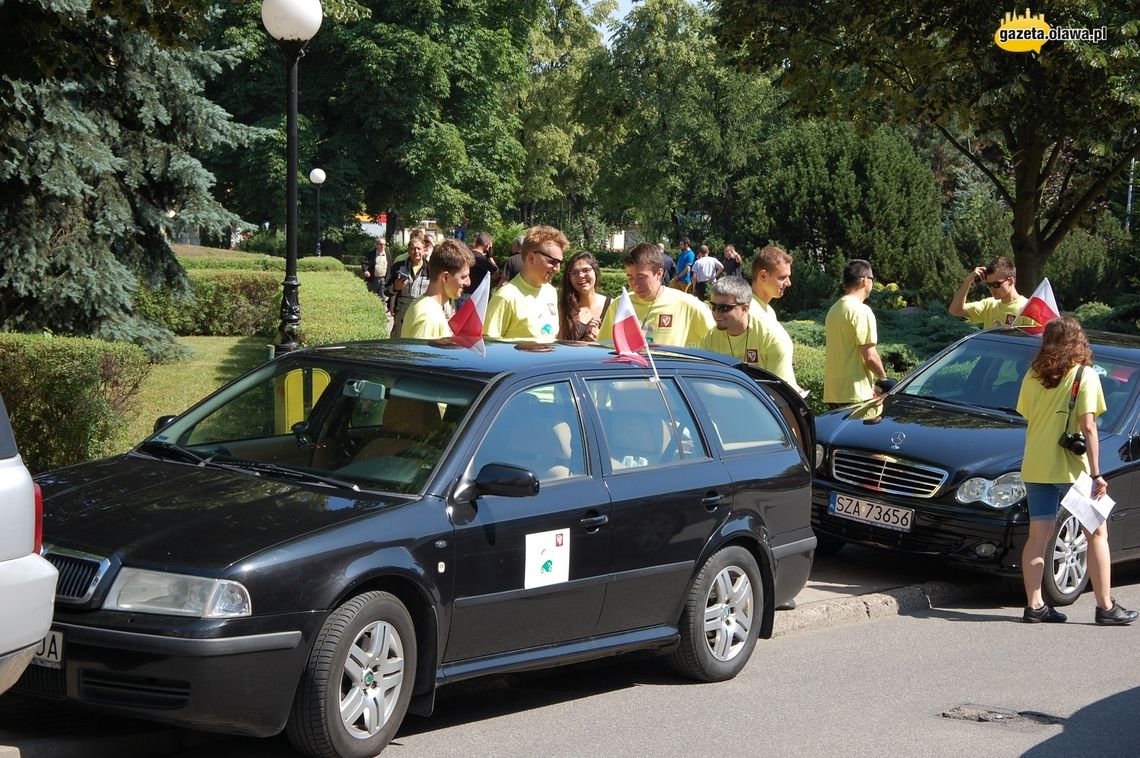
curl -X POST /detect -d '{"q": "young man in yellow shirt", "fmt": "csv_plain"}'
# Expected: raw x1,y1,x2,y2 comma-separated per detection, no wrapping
400,239,475,339
599,242,714,347
483,225,566,340
824,259,887,407
949,255,1033,328
698,276,803,392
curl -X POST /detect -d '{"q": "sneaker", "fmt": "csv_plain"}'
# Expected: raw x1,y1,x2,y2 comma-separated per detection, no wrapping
1095,599,1138,626
1023,604,1067,623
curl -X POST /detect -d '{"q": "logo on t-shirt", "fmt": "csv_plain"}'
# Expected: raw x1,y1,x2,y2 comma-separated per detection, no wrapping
547,302,558,316
658,314,673,328
1004,313,1016,325
746,348,759,363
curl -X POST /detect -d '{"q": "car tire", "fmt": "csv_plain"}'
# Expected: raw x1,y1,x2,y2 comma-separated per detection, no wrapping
669,545,762,682
286,591,417,758
1042,513,1089,607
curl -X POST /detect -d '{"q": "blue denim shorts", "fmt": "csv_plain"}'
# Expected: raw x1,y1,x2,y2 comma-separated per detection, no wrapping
1025,482,1067,521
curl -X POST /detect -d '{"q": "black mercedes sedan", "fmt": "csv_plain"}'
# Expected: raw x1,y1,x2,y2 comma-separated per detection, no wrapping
813,328,1140,606
17,340,815,758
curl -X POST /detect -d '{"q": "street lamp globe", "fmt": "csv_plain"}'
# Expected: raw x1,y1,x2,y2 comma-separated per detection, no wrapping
309,168,326,257
261,0,323,42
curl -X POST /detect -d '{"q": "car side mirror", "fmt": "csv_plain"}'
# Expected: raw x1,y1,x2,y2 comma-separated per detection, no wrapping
153,415,177,434
292,421,315,449
471,463,540,498
1119,435,1140,463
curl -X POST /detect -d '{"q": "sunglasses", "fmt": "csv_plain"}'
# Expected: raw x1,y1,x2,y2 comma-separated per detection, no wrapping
535,250,563,267
711,302,746,313
571,268,594,278
986,278,1008,289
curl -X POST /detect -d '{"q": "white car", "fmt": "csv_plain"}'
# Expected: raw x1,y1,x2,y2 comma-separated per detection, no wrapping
0,392,57,695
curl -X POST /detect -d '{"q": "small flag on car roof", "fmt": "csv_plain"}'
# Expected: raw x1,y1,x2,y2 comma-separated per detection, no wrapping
607,288,660,381
448,275,489,356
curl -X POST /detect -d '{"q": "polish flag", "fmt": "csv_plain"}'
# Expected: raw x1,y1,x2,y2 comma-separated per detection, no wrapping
1018,277,1060,335
448,275,490,354
608,289,650,367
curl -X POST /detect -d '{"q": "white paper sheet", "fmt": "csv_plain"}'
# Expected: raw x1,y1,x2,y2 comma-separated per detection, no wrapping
1060,472,1116,532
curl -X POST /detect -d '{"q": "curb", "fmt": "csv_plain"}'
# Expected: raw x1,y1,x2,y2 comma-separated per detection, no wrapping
773,579,997,637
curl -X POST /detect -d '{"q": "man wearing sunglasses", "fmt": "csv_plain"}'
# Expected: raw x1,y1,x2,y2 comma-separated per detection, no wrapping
698,276,804,393
949,255,1033,328
484,225,566,340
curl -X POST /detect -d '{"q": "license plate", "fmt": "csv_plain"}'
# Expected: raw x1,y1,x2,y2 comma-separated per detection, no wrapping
828,492,913,532
32,630,63,669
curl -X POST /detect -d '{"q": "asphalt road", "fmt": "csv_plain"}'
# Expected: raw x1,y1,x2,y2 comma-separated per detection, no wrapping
4,560,1138,758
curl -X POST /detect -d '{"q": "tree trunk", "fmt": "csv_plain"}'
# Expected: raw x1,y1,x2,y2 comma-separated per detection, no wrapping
1009,131,1047,294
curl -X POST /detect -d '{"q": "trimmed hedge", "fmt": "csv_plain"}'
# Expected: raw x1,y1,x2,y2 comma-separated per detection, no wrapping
181,255,344,273
0,333,150,473
136,271,280,337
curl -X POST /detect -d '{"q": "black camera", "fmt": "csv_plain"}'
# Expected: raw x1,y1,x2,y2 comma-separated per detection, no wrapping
1058,432,1087,456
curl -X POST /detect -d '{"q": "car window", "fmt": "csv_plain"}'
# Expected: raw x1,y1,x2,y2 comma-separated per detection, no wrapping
586,377,708,471
688,378,788,453
901,339,1035,411
470,382,587,483
156,360,481,494
0,393,17,459
1092,359,1139,431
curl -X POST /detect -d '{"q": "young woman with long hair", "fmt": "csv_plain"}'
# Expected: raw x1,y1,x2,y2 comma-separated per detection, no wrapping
558,251,611,342
1016,315,1136,625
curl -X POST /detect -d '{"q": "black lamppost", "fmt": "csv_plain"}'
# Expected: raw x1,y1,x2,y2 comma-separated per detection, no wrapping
262,0,323,355
309,168,326,256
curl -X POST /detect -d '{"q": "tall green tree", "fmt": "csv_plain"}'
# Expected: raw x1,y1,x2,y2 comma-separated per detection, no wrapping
0,0,256,350
716,0,1140,290
207,0,543,234
515,0,613,240
579,0,781,243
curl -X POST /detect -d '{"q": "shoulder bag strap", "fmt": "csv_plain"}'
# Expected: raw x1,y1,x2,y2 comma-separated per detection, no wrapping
1064,365,1085,432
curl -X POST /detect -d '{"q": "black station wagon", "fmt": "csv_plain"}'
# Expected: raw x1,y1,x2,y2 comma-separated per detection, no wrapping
19,340,815,758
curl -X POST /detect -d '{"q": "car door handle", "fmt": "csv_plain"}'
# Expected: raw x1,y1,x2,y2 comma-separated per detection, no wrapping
701,492,724,510
580,514,609,530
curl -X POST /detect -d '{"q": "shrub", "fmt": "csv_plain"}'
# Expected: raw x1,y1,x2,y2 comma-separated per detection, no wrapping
137,271,279,338
0,333,150,473
237,229,286,256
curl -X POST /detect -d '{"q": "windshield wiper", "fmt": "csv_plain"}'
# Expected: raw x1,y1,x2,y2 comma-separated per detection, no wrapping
214,460,360,491
135,440,208,465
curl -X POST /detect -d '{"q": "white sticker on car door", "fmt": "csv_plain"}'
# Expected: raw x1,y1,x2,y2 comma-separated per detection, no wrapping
524,528,570,588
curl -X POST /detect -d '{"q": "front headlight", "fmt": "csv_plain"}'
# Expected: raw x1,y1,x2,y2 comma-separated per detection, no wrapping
104,568,252,618
956,472,1025,509
815,444,826,470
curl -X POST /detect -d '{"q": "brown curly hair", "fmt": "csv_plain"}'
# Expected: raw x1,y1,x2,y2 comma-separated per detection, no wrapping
1029,315,1092,389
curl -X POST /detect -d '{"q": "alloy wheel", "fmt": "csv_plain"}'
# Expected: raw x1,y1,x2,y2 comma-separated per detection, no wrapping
703,564,754,661
1051,514,1088,597
340,620,405,739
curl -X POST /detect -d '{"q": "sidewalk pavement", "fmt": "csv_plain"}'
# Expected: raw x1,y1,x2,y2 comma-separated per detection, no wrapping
773,544,1002,637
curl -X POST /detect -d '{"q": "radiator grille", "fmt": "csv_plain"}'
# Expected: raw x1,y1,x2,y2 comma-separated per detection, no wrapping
831,449,948,498
43,547,110,604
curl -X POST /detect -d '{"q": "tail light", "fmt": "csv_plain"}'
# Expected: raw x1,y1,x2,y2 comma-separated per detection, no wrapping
33,481,43,554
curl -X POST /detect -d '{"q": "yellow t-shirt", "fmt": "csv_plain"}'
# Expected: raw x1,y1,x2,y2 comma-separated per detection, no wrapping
484,276,559,340
1017,365,1106,483
698,312,802,391
824,295,877,404
400,295,452,339
962,295,1033,328
599,286,714,347
750,297,779,326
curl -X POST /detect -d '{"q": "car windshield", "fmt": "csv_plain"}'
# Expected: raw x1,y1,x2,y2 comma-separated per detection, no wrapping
144,358,483,494
899,337,1138,431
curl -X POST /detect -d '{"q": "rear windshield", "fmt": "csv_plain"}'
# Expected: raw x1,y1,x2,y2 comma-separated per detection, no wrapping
0,393,17,459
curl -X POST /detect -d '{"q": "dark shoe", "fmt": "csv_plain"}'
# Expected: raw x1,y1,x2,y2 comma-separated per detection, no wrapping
1095,599,1138,626
1023,604,1067,623
776,600,796,611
